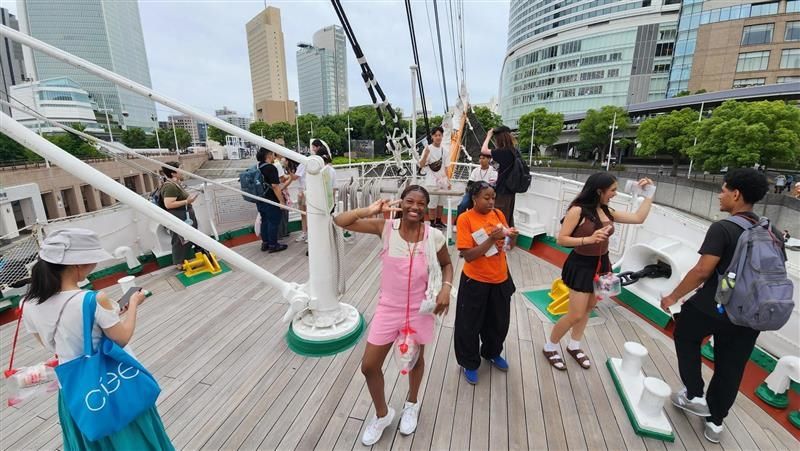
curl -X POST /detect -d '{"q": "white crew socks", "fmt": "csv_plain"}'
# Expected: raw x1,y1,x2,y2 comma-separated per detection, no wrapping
544,341,559,352
567,339,581,351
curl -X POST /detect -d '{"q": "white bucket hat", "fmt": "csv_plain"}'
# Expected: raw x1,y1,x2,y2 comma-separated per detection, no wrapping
38,228,114,265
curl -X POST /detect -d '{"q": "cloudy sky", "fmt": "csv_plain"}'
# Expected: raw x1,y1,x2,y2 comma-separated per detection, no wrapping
8,0,510,119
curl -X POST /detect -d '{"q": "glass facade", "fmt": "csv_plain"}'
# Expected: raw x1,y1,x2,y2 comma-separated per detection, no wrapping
780,48,800,68
501,0,679,125
21,0,157,129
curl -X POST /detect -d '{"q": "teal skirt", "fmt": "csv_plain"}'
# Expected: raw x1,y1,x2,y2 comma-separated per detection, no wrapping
58,391,174,451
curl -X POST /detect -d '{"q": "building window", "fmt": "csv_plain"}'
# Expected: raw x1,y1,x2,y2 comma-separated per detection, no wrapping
607,68,620,77
609,52,622,62
777,76,800,83
750,2,779,17
653,63,671,73
732,78,766,88
580,70,605,81
741,24,773,45
558,59,580,70
736,51,770,71
780,49,800,69
655,43,674,57
560,40,581,55
786,22,800,42
557,74,578,83
659,29,677,41
578,86,603,96
787,0,799,13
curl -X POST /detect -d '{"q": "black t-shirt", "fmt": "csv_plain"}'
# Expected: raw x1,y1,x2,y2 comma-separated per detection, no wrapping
491,148,516,195
259,162,280,203
689,212,785,319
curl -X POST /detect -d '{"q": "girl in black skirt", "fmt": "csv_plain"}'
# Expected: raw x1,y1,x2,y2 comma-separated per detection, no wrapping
542,173,655,371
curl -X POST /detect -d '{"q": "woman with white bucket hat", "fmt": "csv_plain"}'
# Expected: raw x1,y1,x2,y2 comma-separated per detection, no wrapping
21,228,173,450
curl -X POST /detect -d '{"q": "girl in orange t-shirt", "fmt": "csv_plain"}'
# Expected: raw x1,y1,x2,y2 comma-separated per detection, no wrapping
454,182,518,385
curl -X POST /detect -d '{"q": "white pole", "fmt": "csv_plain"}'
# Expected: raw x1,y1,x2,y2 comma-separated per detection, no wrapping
170,115,179,155
101,95,114,143
0,25,308,165
295,118,301,152
346,113,352,166
152,115,161,149
607,111,617,172
528,116,535,166
0,110,302,301
410,64,419,184
688,101,704,179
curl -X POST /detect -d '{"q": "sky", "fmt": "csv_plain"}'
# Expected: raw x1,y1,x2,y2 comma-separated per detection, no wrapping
6,0,510,120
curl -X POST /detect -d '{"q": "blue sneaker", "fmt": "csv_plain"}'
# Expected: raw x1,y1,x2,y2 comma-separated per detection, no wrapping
463,368,479,385
489,356,509,372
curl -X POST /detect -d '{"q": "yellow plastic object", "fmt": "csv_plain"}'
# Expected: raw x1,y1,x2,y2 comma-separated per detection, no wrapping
546,278,570,316
182,252,222,278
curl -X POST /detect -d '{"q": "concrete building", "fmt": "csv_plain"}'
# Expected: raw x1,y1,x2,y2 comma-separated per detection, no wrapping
296,25,348,117
500,0,682,126
169,114,201,145
1,7,26,117
246,7,297,124
215,107,251,130
17,0,157,130
669,0,800,96
9,77,103,133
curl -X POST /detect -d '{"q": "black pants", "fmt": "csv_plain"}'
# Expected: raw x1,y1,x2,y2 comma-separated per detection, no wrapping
494,193,515,227
454,273,514,370
674,302,759,425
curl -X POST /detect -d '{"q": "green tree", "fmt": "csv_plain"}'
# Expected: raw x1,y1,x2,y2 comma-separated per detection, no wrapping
170,128,192,151
414,115,444,141
472,106,503,131
207,125,227,144
689,100,800,172
578,105,629,165
120,127,149,149
518,108,564,156
45,126,101,159
267,121,296,149
636,108,699,176
147,128,172,149
249,120,270,138
0,132,42,163
675,90,692,97
297,114,319,150
316,126,341,155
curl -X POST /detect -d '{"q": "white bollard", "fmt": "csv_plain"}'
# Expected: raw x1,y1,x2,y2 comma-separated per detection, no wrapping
118,275,136,293
639,377,672,418
621,342,649,377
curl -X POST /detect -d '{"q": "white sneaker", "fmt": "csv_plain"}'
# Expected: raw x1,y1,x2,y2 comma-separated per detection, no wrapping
361,407,395,446
704,421,723,443
671,388,710,417
295,232,307,243
399,402,420,435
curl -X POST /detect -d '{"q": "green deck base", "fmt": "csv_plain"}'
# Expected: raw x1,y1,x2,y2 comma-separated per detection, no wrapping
155,254,174,268
522,289,597,324
126,264,144,275
0,295,22,314
615,289,671,328
755,383,789,409
534,234,572,254
175,261,232,287
516,234,533,251
607,359,676,442
701,341,715,361
286,314,365,357
703,342,800,394
789,411,800,429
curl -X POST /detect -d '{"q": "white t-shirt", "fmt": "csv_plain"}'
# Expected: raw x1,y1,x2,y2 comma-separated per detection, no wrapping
424,145,449,188
325,165,337,192
23,290,126,364
384,219,446,258
274,161,286,180
469,166,498,186
295,163,307,190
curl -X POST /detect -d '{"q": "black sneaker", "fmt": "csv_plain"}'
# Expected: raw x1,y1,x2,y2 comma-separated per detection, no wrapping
260,242,270,252
268,244,288,253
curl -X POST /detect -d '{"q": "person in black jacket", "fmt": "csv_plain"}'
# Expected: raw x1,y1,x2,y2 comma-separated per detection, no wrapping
256,148,287,253
480,126,518,226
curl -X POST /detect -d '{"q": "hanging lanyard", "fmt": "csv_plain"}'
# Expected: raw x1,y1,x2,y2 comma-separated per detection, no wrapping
403,226,422,333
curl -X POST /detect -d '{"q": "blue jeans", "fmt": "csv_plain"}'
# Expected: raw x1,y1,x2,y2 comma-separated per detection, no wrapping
456,192,471,218
257,202,281,247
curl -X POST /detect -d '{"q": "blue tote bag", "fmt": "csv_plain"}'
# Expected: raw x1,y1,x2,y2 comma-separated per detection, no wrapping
54,291,160,441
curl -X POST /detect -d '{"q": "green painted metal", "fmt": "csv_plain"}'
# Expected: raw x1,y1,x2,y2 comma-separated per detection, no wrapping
614,289,671,328
789,410,800,429
155,254,173,268
522,289,597,324
606,359,675,442
534,234,572,254
755,383,789,409
286,314,365,357
516,234,533,250
175,261,232,287
702,341,800,394
126,264,144,275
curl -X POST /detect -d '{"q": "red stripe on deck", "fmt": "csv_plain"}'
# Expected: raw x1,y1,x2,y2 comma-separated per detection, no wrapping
527,242,800,439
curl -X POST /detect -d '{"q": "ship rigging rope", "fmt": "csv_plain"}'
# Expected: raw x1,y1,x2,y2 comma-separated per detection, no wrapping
431,0,450,113
404,0,431,144
424,0,447,114
0,98,307,216
330,0,413,166
446,0,461,91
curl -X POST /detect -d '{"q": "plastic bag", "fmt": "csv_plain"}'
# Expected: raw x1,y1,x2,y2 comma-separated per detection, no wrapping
593,272,621,299
5,359,59,407
393,329,420,375
254,213,262,237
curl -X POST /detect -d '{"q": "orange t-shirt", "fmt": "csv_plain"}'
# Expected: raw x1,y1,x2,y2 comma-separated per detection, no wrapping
456,208,509,284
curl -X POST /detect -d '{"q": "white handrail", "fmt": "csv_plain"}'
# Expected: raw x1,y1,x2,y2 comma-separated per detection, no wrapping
0,25,308,166
0,110,305,303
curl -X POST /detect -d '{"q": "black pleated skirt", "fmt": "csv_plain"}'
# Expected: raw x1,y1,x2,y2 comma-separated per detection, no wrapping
561,251,611,293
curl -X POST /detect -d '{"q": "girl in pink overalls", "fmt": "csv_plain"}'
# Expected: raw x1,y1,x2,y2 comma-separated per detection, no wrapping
334,185,454,446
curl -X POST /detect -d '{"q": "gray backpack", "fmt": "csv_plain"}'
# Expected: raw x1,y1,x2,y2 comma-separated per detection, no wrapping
715,215,794,331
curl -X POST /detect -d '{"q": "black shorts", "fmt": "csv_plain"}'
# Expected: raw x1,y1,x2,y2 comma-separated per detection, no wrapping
561,251,611,293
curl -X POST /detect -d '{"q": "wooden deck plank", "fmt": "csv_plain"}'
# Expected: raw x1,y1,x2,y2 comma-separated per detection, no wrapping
408,326,453,451
332,417,362,451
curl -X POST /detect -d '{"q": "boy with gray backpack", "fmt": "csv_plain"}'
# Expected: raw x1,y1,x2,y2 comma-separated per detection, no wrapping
659,168,792,444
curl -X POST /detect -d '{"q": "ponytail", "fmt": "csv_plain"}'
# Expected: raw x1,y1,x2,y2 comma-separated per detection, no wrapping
23,259,67,304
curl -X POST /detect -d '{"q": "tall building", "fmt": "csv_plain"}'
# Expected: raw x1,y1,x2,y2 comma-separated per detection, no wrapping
668,0,800,96
1,7,27,116
168,115,202,146
296,25,348,117
499,0,682,126
215,107,252,130
246,6,296,124
10,77,103,133
17,0,157,130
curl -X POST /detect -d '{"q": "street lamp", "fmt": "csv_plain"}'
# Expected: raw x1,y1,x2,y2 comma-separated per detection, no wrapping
345,114,353,165
97,94,114,142
151,114,161,149
606,111,618,171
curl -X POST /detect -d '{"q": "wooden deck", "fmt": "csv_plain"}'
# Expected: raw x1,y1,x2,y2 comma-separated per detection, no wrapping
2,233,798,450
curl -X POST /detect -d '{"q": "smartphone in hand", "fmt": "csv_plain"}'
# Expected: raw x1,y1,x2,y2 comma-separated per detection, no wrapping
118,287,141,311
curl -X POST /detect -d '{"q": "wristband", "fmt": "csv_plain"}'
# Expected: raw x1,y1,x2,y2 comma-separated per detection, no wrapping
443,281,453,288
